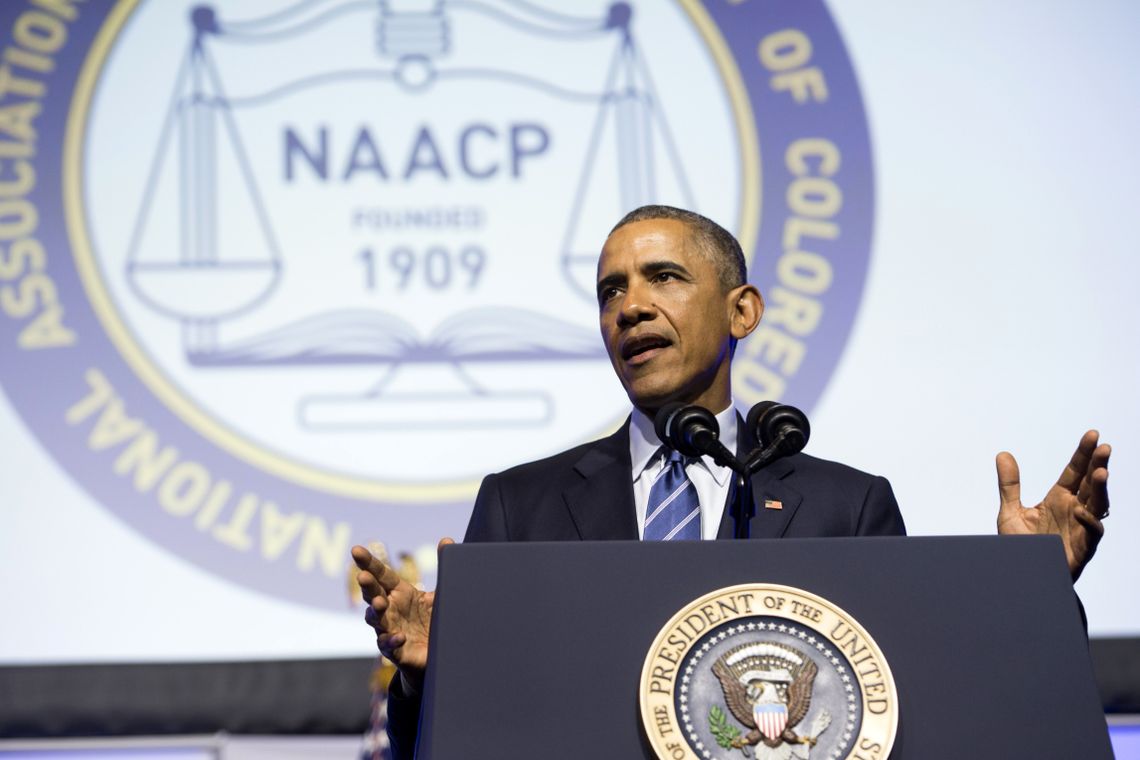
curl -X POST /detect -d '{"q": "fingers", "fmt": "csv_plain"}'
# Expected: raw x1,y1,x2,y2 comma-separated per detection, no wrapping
376,632,406,651
357,569,378,602
1055,430,1100,493
1059,431,1110,519
375,631,407,660
350,544,403,593
995,451,1022,516
363,587,406,656
438,537,455,552
360,574,388,613
1069,505,1104,582
1073,505,1106,541
362,586,401,644
1079,445,1111,519
350,544,373,570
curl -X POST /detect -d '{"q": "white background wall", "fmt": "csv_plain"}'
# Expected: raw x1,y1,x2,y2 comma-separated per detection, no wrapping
821,0,1139,634
2,0,1137,664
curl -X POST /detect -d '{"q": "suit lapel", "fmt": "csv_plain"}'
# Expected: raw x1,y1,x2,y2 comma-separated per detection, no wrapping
715,416,804,539
741,458,804,538
562,423,639,540
562,412,803,541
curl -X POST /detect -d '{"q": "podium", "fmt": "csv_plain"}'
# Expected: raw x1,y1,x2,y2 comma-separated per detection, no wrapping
416,536,1111,759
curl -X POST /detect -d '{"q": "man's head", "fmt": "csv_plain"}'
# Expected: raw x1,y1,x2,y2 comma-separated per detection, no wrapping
610,205,747,293
596,205,763,416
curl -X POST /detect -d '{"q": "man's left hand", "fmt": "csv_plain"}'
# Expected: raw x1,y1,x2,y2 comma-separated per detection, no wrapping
996,430,1111,582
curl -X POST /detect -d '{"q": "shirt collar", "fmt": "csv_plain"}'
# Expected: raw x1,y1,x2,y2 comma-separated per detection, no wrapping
629,402,738,487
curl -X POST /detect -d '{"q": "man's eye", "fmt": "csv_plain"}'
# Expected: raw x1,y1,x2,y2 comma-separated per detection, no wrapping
654,272,677,283
598,287,621,304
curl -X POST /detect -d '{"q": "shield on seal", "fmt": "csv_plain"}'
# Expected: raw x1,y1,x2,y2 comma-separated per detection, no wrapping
754,702,788,741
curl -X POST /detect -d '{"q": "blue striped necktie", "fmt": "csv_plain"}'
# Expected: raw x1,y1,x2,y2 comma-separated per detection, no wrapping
644,448,701,541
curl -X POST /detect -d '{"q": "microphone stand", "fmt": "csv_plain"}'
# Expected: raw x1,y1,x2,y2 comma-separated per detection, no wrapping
729,471,754,540
655,401,805,540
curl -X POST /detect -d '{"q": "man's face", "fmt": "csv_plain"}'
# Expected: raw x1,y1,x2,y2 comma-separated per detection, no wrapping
596,218,746,415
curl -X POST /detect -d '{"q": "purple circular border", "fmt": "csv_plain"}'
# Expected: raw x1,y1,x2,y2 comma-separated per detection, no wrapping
708,0,875,412
0,0,873,610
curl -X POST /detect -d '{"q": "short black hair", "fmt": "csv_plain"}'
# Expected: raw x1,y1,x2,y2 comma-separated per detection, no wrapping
609,205,746,291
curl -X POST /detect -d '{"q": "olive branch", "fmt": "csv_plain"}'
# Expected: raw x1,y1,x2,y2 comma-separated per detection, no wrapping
708,704,741,749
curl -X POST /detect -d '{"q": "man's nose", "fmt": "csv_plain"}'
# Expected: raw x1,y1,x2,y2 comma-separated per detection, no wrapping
617,283,656,327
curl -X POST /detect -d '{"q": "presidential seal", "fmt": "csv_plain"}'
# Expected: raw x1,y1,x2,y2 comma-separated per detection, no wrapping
640,585,897,760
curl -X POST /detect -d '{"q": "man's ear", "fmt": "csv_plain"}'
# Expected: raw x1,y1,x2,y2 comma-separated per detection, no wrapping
729,284,763,340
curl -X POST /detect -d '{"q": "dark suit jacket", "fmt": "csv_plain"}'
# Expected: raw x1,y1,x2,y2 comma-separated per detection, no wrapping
387,420,905,758
465,419,905,542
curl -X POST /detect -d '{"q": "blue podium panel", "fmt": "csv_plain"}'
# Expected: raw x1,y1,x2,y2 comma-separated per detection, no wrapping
419,536,1110,760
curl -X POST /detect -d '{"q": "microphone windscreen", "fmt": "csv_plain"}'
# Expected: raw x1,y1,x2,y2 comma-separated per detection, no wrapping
745,401,780,446
653,402,687,447
654,403,720,458
748,402,811,452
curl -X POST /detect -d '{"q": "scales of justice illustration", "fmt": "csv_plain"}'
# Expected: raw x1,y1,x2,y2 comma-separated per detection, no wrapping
124,0,700,431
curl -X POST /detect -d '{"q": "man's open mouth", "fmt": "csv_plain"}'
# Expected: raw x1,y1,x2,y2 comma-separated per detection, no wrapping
621,334,672,361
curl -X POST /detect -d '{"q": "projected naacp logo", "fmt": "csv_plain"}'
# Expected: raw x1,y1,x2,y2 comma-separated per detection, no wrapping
0,0,873,608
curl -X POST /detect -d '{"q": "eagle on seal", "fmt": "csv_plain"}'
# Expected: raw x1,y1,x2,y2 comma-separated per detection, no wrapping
711,641,819,749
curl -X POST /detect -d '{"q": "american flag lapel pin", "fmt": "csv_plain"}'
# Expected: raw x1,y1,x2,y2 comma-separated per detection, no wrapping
764,499,783,510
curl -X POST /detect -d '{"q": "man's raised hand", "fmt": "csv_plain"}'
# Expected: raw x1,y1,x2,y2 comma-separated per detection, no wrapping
352,538,454,693
996,430,1111,582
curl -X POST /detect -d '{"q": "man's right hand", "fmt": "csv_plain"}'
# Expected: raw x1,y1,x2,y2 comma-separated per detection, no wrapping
351,538,454,694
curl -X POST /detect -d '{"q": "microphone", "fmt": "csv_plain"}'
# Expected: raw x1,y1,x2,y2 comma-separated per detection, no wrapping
745,401,811,459
654,402,743,473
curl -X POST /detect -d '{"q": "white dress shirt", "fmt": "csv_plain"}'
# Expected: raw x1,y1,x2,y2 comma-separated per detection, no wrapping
629,404,738,540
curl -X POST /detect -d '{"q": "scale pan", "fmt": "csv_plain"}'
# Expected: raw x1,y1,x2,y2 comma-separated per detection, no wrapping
128,260,280,321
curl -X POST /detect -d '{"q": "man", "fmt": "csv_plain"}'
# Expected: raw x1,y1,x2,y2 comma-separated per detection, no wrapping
352,205,1111,757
